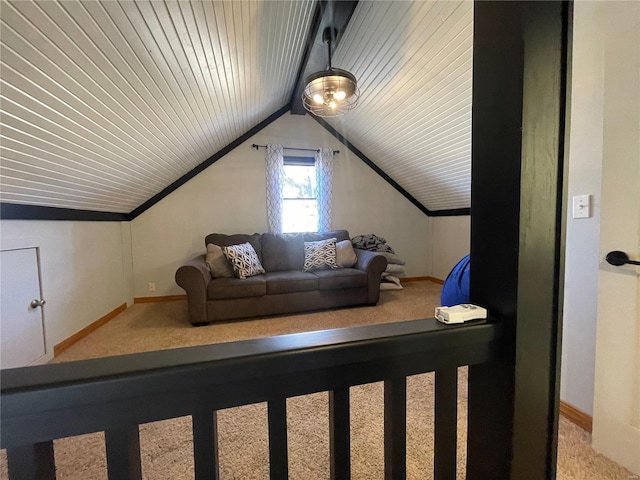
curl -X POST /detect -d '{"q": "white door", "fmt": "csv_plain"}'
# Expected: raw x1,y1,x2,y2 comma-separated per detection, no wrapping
0,248,47,368
592,2,640,475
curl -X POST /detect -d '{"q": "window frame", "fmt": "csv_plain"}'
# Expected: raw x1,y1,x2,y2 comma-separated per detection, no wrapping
281,155,317,233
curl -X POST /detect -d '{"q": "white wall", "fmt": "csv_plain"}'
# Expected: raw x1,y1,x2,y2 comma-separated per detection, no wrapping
0,220,132,353
592,1,640,473
131,113,431,297
430,216,470,281
559,1,605,416
121,222,134,306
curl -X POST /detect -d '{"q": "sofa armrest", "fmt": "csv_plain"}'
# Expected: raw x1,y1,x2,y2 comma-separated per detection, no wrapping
354,249,388,304
175,255,211,325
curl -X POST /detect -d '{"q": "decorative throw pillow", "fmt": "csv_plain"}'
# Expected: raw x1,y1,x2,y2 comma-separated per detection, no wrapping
336,239,357,268
303,238,339,272
222,242,265,279
205,243,235,278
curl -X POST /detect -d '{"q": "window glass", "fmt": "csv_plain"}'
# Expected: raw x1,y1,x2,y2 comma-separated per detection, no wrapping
282,163,317,233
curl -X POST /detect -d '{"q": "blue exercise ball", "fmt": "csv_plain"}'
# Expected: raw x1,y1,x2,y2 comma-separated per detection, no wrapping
440,254,470,306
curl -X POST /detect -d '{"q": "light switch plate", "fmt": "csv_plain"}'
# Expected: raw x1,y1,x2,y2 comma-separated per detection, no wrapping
572,194,590,219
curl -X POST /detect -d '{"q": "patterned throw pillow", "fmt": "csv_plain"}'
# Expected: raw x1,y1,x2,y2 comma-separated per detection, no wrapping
303,238,339,272
222,242,265,279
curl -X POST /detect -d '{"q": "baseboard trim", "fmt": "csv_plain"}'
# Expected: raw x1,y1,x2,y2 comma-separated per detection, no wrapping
401,276,444,284
134,295,187,304
54,302,127,356
560,401,593,433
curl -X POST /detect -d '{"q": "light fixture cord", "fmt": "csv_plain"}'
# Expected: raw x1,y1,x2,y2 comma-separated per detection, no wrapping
327,36,332,70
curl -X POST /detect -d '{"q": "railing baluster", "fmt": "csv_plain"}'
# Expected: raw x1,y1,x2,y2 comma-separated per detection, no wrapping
6,441,55,480
104,426,142,480
435,368,458,480
329,388,351,480
268,398,288,480
384,377,407,480
193,408,220,480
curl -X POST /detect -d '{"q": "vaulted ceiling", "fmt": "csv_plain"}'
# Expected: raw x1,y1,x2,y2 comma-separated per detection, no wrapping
0,0,472,217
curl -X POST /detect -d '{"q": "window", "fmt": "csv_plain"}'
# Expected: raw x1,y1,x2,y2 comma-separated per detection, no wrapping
282,157,317,233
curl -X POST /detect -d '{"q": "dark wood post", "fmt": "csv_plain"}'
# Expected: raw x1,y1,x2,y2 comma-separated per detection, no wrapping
384,376,407,480
434,368,458,480
468,1,567,479
329,388,351,480
268,398,289,480
104,426,142,480
6,442,56,480
512,2,568,478
192,408,220,480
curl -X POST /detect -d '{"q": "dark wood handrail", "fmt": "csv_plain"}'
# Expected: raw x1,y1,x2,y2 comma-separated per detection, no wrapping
1,318,505,479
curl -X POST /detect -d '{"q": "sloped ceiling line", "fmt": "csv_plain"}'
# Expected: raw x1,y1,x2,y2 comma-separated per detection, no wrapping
312,115,469,217
0,103,292,221
0,100,470,221
325,1,473,211
127,104,292,220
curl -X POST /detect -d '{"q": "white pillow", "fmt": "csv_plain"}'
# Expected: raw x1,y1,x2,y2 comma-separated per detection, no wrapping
222,242,265,279
385,263,405,275
336,240,357,268
205,243,235,278
377,251,406,265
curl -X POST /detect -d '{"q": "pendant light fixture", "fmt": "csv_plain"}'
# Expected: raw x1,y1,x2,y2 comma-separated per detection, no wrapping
302,27,359,117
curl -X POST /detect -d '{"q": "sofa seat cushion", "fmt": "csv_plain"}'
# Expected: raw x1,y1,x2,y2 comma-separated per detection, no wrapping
264,271,319,294
208,275,266,300
312,268,367,290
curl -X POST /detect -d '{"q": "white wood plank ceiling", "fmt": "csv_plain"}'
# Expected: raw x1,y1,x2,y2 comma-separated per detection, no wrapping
0,0,315,213
328,0,473,211
0,0,473,215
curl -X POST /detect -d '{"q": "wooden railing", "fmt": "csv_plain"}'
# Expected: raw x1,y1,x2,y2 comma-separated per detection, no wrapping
1,318,504,480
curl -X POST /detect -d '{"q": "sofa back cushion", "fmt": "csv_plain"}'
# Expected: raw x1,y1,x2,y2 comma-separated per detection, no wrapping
260,230,351,272
304,230,350,243
261,233,305,272
205,243,235,278
204,233,263,263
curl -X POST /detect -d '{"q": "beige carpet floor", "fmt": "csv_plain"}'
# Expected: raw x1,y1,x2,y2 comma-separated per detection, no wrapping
1,282,633,479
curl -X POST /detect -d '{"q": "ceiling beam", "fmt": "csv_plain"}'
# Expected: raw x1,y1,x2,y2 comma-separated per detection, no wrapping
290,0,359,115
0,203,129,222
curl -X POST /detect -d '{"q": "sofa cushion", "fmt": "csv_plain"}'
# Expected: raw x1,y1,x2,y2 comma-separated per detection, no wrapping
336,240,357,268
303,238,339,272
304,230,350,243
264,271,319,294
312,268,367,290
222,242,265,279
205,233,263,263
205,243,235,278
208,275,266,300
261,233,306,272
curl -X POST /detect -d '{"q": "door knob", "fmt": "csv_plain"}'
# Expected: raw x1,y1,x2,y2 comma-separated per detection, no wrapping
30,299,46,308
605,251,640,266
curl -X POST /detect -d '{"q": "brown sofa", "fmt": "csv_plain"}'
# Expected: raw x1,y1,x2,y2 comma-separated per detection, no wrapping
175,230,388,325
